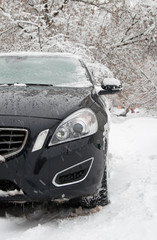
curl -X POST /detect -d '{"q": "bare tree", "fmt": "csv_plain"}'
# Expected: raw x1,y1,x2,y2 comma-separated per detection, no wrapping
0,0,157,113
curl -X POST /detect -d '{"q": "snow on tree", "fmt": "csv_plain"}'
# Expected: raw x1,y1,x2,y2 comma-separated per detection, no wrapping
0,0,156,113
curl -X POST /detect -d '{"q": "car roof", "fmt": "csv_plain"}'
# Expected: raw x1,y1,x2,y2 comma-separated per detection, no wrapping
0,52,81,60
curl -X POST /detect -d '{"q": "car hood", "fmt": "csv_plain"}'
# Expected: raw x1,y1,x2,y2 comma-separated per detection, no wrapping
0,86,93,119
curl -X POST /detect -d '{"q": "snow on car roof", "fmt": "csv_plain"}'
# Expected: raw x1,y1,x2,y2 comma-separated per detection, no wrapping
0,52,82,60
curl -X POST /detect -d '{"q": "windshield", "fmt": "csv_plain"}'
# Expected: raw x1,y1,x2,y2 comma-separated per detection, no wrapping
0,55,92,87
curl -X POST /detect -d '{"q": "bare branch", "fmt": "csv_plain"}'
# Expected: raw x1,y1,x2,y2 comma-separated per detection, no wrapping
37,15,43,51
0,27,13,36
0,6,6,12
52,0,69,17
42,0,49,13
121,15,138,43
71,0,112,13
15,20,38,27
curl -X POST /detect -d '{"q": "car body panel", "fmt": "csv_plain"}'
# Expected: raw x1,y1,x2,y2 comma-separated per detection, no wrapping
0,86,93,119
0,53,108,203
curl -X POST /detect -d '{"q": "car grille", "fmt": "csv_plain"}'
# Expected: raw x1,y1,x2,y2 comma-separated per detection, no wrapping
0,128,28,159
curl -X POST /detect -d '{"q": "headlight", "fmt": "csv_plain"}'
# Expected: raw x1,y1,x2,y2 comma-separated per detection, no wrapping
49,108,98,146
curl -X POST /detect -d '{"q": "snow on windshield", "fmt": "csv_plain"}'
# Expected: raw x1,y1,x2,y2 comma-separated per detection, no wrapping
0,55,92,87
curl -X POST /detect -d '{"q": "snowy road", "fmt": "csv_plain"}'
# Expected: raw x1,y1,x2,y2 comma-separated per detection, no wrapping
1,116,157,240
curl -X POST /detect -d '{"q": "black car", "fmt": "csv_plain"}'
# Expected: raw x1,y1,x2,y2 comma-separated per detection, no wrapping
0,53,121,208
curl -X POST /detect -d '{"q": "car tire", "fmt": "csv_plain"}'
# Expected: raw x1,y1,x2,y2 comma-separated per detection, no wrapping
79,167,108,208
69,166,108,209
69,137,109,208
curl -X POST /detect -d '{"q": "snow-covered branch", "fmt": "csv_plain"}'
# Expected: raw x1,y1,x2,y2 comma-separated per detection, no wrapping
15,20,39,27
0,0,156,111
0,27,13,36
71,0,112,13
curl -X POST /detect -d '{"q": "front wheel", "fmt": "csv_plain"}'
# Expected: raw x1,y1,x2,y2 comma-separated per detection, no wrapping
69,167,108,208
79,167,108,208
79,187,108,208
70,137,109,208
79,137,109,208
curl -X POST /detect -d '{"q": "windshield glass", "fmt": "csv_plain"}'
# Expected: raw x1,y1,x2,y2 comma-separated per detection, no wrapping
0,55,92,87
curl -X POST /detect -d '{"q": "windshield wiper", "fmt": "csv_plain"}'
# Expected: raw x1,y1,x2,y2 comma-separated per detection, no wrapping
0,83,53,87
0,84,9,86
25,83,53,87
0,83,27,86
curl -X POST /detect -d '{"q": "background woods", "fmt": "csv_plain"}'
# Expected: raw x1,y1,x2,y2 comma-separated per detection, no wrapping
0,0,157,113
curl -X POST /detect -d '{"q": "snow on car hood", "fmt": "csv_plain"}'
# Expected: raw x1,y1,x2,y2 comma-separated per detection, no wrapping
0,86,93,119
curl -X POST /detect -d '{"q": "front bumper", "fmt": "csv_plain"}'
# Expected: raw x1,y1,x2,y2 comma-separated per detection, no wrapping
0,116,105,203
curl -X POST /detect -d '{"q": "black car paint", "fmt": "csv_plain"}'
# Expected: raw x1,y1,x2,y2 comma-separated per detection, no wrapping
0,86,93,119
0,69,108,203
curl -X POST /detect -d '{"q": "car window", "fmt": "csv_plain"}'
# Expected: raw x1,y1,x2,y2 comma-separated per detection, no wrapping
0,56,92,87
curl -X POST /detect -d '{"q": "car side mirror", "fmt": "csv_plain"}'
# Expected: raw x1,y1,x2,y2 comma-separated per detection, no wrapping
99,78,122,95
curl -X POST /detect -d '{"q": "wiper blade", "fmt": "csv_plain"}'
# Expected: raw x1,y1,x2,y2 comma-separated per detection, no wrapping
26,83,53,87
0,84,9,86
0,83,26,86
0,83,53,87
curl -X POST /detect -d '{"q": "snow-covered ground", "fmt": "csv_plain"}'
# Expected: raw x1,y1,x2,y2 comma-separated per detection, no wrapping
1,115,157,240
